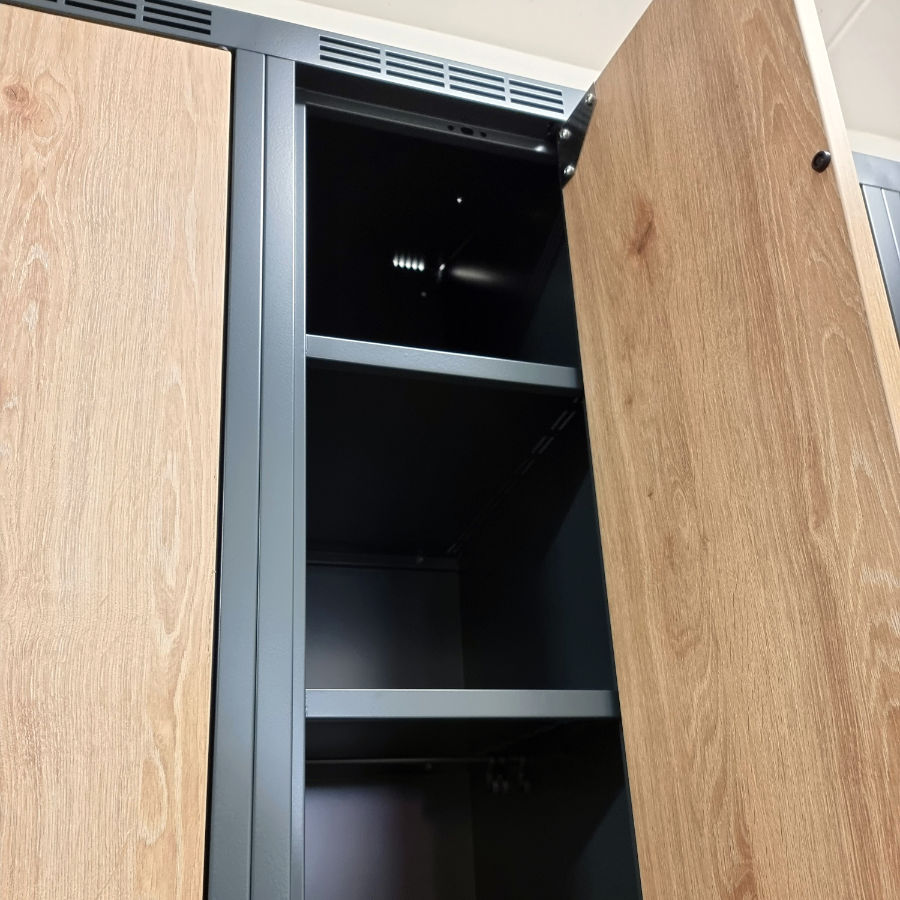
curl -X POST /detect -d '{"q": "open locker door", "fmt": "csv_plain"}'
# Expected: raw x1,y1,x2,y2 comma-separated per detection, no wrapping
563,0,900,897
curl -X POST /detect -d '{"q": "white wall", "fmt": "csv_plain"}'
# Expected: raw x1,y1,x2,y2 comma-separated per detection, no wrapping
847,130,900,163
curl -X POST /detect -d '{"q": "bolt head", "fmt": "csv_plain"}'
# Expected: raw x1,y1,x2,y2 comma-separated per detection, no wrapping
811,149,832,172
558,127,572,141
584,91,595,105
563,164,576,178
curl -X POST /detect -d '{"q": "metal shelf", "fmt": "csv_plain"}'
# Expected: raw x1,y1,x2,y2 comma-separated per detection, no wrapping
306,334,581,392
306,688,618,719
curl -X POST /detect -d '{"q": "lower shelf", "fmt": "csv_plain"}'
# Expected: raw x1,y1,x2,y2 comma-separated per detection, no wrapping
306,688,618,720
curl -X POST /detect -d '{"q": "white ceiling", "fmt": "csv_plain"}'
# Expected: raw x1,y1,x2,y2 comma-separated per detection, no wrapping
293,0,652,72
822,0,900,146
221,0,900,155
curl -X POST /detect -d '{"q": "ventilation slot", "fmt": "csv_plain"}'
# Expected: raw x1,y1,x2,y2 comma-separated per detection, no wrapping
385,51,445,88
143,0,212,35
64,0,136,19
319,35,383,75
448,66,506,102
508,79,565,114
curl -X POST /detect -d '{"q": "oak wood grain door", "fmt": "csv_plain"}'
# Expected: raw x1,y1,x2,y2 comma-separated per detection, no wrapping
563,0,900,897
0,6,230,897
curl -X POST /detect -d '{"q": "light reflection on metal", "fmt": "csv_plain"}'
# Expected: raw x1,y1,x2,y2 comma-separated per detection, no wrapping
392,254,426,272
446,264,510,289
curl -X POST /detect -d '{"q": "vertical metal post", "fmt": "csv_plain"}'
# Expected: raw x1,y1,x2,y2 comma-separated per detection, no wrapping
252,55,299,899
207,48,265,900
291,99,308,900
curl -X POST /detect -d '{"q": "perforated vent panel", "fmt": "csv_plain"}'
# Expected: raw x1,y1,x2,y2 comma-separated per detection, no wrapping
317,31,568,119
448,65,505,101
386,51,444,88
143,0,212,35
44,0,212,35
319,35,381,73
64,0,136,20
509,79,565,114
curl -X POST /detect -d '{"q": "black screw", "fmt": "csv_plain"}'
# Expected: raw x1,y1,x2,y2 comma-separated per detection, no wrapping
811,150,832,172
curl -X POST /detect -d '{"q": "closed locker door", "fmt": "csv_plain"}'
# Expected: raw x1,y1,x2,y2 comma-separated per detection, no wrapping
0,6,231,897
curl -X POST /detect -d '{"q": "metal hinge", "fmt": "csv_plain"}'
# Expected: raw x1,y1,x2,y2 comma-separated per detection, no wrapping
558,88,596,185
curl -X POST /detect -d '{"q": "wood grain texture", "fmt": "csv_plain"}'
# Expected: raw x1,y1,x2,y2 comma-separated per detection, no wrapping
563,0,900,897
0,7,230,897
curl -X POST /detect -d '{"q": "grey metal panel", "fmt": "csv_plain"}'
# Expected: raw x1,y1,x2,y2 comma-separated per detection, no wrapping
306,564,464,689
291,101,308,900
252,56,297,900
459,416,616,691
879,187,900,338
863,185,900,304
296,86,554,157
855,151,900,192
4,0,583,123
305,689,620,719
207,49,265,900
215,14,583,123
306,334,581,392
295,29,579,120
860,180,900,342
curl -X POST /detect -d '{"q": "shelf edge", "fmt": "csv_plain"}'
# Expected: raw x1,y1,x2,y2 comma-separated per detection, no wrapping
305,688,619,719
306,334,581,392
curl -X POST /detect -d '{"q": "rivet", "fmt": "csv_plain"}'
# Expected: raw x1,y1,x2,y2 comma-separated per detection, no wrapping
584,92,595,106
563,164,576,178
558,127,572,141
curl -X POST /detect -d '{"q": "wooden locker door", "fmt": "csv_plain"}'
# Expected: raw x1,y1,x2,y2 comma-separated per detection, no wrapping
563,0,900,897
0,6,230,898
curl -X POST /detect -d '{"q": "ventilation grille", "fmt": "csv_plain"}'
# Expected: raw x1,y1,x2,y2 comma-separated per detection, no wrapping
448,65,505,102
385,51,444,88
319,35,382,74
143,0,212,35
508,79,565,114
64,0,136,20
58,0,212,33
317,32,569,118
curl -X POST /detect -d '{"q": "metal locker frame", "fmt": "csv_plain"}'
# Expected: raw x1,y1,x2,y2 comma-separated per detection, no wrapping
0,2,598,897
206,47,265,900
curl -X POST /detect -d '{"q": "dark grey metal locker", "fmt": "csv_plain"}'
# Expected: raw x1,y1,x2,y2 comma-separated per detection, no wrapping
856,152,900,342
1,2,641,896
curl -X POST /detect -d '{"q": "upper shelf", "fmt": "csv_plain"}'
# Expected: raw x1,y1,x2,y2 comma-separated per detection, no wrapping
306,334,581,392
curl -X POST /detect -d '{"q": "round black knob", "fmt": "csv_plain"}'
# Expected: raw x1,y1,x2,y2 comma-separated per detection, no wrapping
812,150,832,172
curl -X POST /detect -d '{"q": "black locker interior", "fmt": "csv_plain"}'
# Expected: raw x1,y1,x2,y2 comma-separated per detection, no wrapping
304,108,641,899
